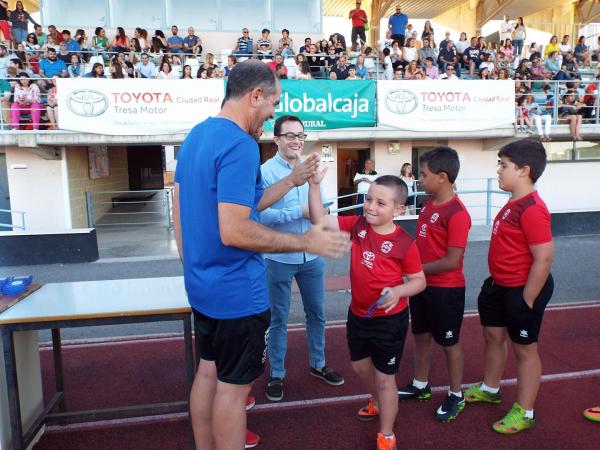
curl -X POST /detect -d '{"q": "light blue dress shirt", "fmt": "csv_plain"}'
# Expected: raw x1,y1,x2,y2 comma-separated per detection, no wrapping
260,153,322,264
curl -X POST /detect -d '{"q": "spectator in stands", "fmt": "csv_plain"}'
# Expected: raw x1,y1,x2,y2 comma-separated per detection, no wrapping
411,30,422,51
295,61,311,79
479,67,492,80
545,36,559,59
158,61,175,79
181,64,193,79
545,51,563,78
318,39,329,55
559,90,584,140
422,20,434,40
559,35,572,58
134,28,148,51
582,74,600,118
10,1,38,45
84,62,105,78
197,53,217,78
150,36,166,62
183,27,202,56
479,53,495,77
278,29,294,53
39,48,67,78
75,29,90,60
515,96,534,134
525,94,552,141
224,54,237,78
438,39,460,75
439,31,452,51
388,5,408,46
205,67,217,79
33,24,46,46
234,28,253,57
499,39,515,63
61,30,80,53
463,37,482,77
135,53,157,78
129,38,142,64
529,56,548,80
111,27,130,54
562,52,580,79
382,47,393,80
345,64,360,80
424,56,439,79
393,68,403,80
440,64,458,80
154,30,168,48
404,60,420,79
167,26,184,55
116,52,134,77
24,33,38,54
10,72,41,129
67,53,84,77
389,40,403,70
574,36,591,67
515,58,531,80
92,27,109,60
355,54,368,79
348,1,367,45
47,25,62,45
307,44,324,77
109,61,125,79
379,30,393,55
0,45,8,78
267,53,287,76
405,23,413,38
45,76,58,129
331,34,345,54
275,63,287,79
56,42,71,65
403,38,417,63
332,55,349,80
499,15,514,44
0,0,7,44
593,36,600,61
299,37,311,54
512,17,526,56
0,74,12,129
257,28,273,59
498,68,510,80
418,37,436,68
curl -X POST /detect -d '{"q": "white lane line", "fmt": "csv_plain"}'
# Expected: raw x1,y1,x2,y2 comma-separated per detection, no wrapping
38,300,600,349
44,368,600,434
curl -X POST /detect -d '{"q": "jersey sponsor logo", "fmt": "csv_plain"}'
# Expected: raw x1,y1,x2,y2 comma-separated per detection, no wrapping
430,212,440,224
261,327,270,364
445,330,453,339
502,208,511,220
519,329,528,338
381,240,394,253
493,219,500,235
362,251,375,269
418,223,427,238
387,356,396,365
358,229,367,238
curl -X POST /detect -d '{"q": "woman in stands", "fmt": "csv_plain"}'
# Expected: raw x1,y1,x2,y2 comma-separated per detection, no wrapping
24,33,39,53
544,35,560,59
85,62,105,78
67,53,84,78
422,20,434,40
559,90,585,140
355,54,368,79
455,32,469,59
109,62,125,79
400,163,416,214
479,67,493,80
10,72,42,130
129,38,142,64
295,61,311,79
512,17,526,57
559,35,571,58
158,61,175,79
403,38,417,64
111,27,130,54
9,1,38,45
404,60,419,79
498,68,510,80
319,39,329,54
75,29,90,60
181,65,193,79
499,39,515,64
92,27,109,61
307,44,324,78
574,36,592,68
46,76,58,130
390,40,404,71
149,36,166,64
135,28,149,52
224,55,237,78
154,30,168,49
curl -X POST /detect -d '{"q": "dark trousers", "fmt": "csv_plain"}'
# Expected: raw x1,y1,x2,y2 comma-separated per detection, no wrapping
391,34,405,47
351,26,366,45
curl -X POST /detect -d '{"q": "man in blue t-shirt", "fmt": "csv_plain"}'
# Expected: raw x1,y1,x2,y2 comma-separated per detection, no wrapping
167,25,184,54
173,60,349,450
388,4,409,46
39,48,67,78
183,27,202,56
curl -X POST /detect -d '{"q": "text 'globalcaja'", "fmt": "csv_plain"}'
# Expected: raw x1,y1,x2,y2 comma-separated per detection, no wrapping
275,92,370,119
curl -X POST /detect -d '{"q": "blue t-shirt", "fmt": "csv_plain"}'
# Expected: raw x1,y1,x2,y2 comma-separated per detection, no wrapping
39,58,67,77
388,13,408,35
167,36,184,53
174,117,268,319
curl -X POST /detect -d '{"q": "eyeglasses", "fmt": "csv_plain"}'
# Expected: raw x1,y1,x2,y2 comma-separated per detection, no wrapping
276,132,307,141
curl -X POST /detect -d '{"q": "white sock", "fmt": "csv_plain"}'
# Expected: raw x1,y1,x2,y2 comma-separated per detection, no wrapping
480,382,499,394
449,390,462,397
412,378,428,389
525,409,534,419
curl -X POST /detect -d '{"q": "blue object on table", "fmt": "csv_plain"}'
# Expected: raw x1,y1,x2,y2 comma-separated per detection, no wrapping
1,276,33,296
365,292,389,318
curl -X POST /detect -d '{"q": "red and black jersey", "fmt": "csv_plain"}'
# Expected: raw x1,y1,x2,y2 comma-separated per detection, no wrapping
489,191,552,287
338,216,422,318
416,196,471,287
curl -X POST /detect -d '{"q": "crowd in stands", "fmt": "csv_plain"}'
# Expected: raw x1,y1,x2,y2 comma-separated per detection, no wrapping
0,0,599,137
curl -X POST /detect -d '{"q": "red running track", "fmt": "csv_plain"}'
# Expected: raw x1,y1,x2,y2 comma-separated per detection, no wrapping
36,302,600,449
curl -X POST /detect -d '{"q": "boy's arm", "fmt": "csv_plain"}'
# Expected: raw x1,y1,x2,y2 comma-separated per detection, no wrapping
422,246,465,274
523,241,553,307
377,271,427,313
308,165,339,230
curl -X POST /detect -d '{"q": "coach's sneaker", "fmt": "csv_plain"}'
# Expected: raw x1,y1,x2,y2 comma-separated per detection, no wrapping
265,377,283,402
309,366,345,386
435,392,465,422
246,395,256,411
492,403,536,434
356,398,379,421
464,383,502,404
376,433,397,450
583,406,600,422
397,382,432,401
245,430,260,448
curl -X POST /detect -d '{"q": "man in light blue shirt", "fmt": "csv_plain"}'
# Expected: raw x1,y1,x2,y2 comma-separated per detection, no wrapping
135,53,158,78
260,115,344,402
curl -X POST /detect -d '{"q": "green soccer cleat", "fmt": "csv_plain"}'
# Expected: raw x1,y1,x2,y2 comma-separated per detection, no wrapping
464,383,502,404
493,402,536,434
583,406,600,422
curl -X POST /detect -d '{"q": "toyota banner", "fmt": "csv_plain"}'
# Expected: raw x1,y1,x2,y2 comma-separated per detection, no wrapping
56,78,225,135
377,80,515,132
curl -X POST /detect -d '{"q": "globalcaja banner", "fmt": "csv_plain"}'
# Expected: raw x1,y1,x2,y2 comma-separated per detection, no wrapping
263,79,376,131
56,78,225,135
377,80,515,132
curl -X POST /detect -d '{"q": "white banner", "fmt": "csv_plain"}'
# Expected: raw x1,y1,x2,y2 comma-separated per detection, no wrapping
57,78,224,135
377,80,515,131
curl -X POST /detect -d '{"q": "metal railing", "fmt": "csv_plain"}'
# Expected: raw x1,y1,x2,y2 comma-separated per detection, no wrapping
0,208,26,231
86,188,172,229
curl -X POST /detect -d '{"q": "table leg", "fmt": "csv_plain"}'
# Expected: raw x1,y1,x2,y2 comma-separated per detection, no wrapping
51,328,66,412
2,327,24,450
183,315,196,450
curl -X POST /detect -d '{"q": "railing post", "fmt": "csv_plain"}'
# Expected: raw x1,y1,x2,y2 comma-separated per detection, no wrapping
553,80,559,125
164,189,172,230
486,178,493,226
595,81,600,125
85,191,95,228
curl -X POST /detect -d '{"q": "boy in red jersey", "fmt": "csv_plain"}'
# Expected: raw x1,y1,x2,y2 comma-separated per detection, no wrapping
465,138,554,434
397,147,471,422
309,171,426,450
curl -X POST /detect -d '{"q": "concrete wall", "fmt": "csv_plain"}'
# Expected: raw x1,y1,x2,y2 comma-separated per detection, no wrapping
67,146,130,228
525,3,575,38
5,148,69,232
434,2,478,38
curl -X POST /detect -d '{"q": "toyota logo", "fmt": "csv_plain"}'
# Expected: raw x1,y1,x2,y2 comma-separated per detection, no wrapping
385,89,418,114
67,89,109,117
363,251,375,261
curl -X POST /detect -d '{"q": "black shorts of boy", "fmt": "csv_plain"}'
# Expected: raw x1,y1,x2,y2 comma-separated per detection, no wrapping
193,308,270,384
477,274,554,345
409,286,465,346
346,308,409,375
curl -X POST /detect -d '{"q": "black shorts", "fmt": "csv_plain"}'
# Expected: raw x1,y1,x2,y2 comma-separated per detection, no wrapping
477,275,554,345
193,308,270,385
346,308,409,375
391,34,405,46
409,286,465,346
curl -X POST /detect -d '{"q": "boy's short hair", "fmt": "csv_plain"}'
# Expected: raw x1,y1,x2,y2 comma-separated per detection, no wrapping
373,175,408,205
498,138,547,182
419,146,460,183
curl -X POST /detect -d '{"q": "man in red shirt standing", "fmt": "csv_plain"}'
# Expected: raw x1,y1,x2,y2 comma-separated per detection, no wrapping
0,1,10,44
349,1,368,46
465,138,554,434
398,147,471,423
